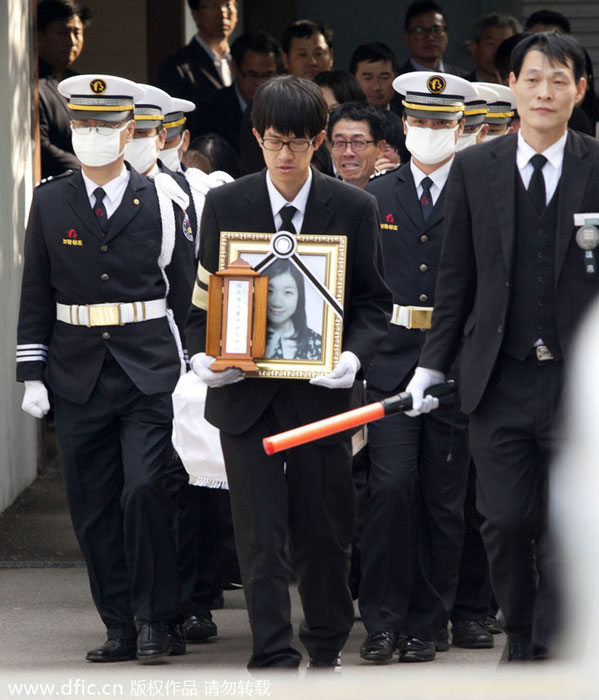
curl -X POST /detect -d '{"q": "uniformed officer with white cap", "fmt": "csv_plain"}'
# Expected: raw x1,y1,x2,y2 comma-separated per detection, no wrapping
477,82,517,140
161,97,196,172
16,74,191,663
359,71,494,663
457,83,499,150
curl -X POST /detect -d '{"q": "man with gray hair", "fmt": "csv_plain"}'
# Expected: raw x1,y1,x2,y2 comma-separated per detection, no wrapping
466,12,522,83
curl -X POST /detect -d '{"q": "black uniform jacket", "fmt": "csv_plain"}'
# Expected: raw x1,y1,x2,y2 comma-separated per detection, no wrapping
185,167,392,435
420,130,599,413
365,164,448,393
17,165,195,404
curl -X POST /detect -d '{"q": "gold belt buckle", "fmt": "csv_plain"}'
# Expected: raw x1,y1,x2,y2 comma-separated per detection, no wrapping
87,304,122,327
406,306,433,330
535,345,554,362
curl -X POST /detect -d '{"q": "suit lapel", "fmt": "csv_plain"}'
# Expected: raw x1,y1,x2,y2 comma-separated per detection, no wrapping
66,171,105,242
244,170,278,232
104,167,147,242
487,135,518,274
302,169,334,234
555,131,591,278
395,165,425,230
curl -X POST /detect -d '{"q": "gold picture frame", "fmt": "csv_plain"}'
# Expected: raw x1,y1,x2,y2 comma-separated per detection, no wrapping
219,231,347,379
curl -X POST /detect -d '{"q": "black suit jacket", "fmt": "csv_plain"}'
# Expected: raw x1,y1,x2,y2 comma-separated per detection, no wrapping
38,61,80,178
158,39,225,136
365,165,449,392
185,167,392,435
420,130,599,413
196,84,243,153
397,58,467,78
17,166,194,403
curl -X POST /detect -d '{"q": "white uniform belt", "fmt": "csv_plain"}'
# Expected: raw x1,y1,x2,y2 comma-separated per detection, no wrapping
56,299,167,327
390,304,434,329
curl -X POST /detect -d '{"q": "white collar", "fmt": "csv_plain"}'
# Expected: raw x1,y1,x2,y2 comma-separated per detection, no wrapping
81,165,129,203
516,130,567,172
266,168,313,219
194,34,230,61
410,155,454,191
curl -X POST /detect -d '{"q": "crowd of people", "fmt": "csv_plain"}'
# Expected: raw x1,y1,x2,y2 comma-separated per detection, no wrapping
21,0,599,672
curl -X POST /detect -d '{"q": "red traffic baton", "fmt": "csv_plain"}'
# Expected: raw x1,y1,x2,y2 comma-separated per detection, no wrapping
262,380,456,455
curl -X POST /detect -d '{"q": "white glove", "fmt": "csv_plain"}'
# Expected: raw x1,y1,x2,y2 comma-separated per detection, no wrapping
405,367,446,417
22,380,50,419
309,351,361,389
190,352,244,388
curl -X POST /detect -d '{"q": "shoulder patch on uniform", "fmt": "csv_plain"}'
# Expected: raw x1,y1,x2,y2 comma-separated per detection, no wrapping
35,170,75,188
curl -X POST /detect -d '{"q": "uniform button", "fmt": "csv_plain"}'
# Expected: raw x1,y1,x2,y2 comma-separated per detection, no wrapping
420,234,428,243
102,332,111,340
537,251,544,260
537,323,544,331
505,281,511,287
538,229,544,236
100,245,108,252
537,299,544,307
100,273,109,281
419,264,428,272
419,294,428,302
497,325,503,334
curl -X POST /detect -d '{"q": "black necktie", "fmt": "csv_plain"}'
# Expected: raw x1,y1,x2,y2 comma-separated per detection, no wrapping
279,205,297,235
420,176,433,221
528,154,547,214
93,187,109,234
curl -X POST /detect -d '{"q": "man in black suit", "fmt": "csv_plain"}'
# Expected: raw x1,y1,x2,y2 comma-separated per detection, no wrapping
37,0,91,177
465,13,521,83
17,75,193,663
398,1,466,77
185,75,391,670
157,0,238,135
408,32,599,661
195,31,279,154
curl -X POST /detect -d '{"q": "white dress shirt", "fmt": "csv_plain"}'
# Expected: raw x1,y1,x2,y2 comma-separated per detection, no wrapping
81,166,130,218
195,35,232,87
410,156,454,206
266,169,313,233
516,130,567,205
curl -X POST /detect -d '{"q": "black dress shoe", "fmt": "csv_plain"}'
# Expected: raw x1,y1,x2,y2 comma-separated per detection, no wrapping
168,622,186,656
136,621,173,662
499,636,532,664
86,638,136,662
452,620,494,649
307,654,341,671
360,631,399,662
484,615,503,634
436,626,449,652
183,615,218,642
399,637,436,662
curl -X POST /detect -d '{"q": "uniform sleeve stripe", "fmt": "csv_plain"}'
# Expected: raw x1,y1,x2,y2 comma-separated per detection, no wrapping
17,356,48,363
17,350,48,359
191,282,209,311
196,262,211,286
17,344,49,350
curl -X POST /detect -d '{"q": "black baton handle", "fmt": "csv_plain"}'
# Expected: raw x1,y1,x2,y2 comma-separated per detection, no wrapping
379,379,457,415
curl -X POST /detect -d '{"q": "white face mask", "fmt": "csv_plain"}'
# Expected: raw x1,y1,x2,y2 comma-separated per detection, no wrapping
405,123,459,165
124,135,160,174
456,125,483,152
159,135,183,171
71,121,130,167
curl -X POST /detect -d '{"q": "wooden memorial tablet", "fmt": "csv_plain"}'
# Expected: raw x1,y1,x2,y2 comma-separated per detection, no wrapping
206,258,267,372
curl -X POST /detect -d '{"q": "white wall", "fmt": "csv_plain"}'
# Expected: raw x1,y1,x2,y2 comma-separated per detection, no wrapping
0,0,39,513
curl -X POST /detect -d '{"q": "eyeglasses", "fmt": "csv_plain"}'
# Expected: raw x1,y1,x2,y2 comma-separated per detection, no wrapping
197,1,236,12
71,121,130,135
330,139,377,153
239,69,278,81
260,137,315,152
407,24,447,37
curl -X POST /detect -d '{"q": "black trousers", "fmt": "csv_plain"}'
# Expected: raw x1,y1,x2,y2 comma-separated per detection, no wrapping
470,352,563,654
219,385,356,669
53,356,180,640
359,384,469,639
